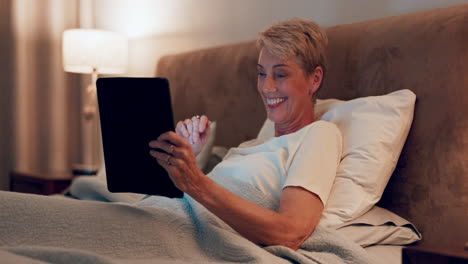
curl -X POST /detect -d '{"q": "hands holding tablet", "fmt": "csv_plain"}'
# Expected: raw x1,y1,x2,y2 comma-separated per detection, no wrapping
148,115,212,193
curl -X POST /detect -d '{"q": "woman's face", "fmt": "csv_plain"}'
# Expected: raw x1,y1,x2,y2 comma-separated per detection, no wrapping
257,48,319,126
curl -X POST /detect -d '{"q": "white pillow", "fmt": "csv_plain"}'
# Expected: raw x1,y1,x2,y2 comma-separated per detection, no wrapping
257,89,416,226
257,118,275,139
332,206,422,247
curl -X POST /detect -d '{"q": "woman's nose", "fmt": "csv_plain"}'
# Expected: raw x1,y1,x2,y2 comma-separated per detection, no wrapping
263,76,277,92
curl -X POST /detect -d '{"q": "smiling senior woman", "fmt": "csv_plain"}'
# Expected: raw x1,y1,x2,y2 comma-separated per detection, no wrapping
149,18,342,250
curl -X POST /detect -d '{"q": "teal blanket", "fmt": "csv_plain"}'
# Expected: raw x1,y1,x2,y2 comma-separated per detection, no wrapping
0,175,369,263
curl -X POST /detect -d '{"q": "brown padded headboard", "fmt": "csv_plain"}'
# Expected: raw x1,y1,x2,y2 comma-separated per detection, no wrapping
156,42,264,147
156,5,468,245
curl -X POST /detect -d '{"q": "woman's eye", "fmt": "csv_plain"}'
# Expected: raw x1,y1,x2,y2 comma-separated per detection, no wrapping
257,72,266,78
275,74,287,78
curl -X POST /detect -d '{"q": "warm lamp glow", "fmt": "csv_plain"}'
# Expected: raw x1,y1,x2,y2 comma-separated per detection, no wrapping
62,29,128,74
62,29,128,175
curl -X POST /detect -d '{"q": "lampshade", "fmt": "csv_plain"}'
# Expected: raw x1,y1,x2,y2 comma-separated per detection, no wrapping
62,29,128,74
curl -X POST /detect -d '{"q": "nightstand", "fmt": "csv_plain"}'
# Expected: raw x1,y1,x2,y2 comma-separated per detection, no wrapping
402,244,468,264
10,170,74,195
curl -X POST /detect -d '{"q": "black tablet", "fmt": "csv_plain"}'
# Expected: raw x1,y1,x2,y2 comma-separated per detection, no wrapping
96,77,183,198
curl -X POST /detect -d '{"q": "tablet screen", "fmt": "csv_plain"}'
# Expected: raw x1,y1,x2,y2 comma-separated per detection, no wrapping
97,77,183,198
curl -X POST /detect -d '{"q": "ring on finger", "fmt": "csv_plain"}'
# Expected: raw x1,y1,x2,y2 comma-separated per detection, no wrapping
166,155,171,165
169,144,174,154
192,115,200,120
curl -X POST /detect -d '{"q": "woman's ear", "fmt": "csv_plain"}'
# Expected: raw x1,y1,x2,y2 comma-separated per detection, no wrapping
308,66,323,96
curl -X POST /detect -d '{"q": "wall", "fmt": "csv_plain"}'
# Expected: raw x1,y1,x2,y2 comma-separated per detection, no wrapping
0,0,15,190
94,0,468,77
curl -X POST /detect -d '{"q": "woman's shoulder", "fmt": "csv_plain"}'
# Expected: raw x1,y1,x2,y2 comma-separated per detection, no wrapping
295,120,341,139
295,120,342,150
307,120,340,133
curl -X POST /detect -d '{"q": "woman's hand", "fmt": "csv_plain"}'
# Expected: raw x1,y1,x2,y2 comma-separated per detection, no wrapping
148,131,205,193
176,115,212,156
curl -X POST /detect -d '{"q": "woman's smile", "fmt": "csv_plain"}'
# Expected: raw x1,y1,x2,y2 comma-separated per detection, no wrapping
266,97,288,108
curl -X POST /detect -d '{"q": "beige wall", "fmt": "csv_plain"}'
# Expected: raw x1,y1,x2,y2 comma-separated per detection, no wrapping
94,0,468,77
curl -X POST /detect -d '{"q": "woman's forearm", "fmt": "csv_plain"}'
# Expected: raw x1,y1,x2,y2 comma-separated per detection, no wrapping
187,176,314,249
150,131,319,249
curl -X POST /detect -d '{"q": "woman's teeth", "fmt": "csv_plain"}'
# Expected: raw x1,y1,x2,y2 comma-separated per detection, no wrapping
267,97,287,106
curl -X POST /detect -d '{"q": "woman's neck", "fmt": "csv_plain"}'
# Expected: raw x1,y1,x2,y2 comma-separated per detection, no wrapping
274,110,315,137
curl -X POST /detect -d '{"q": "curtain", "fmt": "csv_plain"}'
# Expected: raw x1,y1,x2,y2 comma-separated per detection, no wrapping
0,0,16,190
0,0,84,190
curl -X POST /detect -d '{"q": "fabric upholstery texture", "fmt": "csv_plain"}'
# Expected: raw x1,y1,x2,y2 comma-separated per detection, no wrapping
156,4,468,245
157,42,265,148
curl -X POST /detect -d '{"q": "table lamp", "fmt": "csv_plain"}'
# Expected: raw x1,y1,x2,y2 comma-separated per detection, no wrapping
62,29,128,175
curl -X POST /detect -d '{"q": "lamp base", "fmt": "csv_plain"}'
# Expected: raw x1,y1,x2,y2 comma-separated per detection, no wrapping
72,163,99,176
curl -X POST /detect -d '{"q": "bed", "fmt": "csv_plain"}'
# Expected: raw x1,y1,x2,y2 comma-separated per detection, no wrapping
1,4,467,264
154,3,468,263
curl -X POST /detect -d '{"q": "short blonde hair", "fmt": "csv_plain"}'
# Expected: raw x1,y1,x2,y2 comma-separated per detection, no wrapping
257,18,328,87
